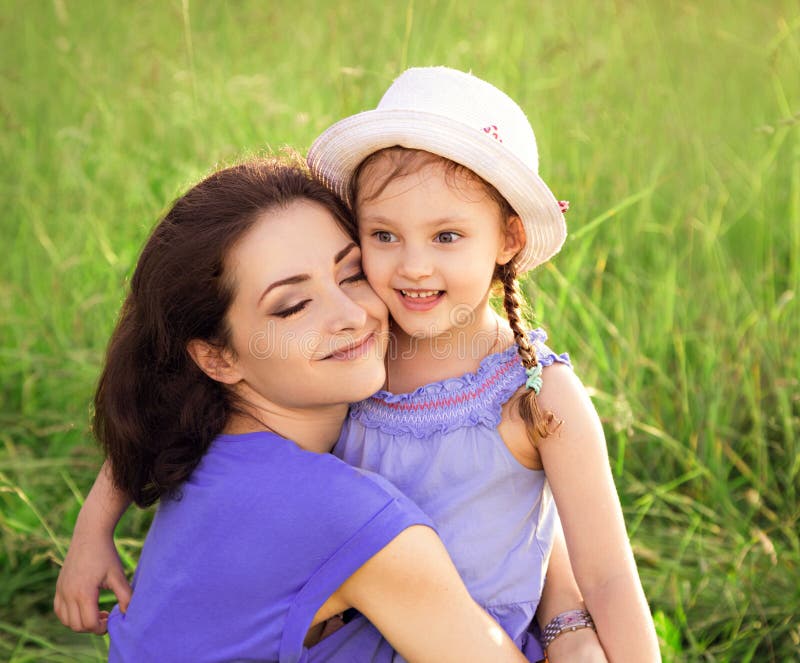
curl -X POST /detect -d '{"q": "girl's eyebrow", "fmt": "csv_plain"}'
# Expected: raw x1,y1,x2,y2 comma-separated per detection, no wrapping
428,217,471,229
258,242,358,304
360,215,471,228
358,214,394,226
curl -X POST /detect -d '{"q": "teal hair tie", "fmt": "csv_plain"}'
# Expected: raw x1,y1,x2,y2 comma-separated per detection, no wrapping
525,364,543,394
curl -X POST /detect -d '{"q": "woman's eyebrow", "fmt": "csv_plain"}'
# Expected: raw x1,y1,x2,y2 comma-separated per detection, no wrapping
258,243,358,305
335,242,358,264
258,274,310,304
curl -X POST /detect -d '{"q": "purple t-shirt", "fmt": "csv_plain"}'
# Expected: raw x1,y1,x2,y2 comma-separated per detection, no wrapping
107,431,432,663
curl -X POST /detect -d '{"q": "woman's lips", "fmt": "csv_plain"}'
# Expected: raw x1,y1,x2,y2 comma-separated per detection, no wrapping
326,332,377,360
396,288,444,311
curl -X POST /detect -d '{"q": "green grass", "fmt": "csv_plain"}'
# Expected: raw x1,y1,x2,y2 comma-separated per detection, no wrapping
2,1,799,660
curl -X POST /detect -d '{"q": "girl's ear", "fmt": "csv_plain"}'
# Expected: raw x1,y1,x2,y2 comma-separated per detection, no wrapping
186,340,242,385
497,215,526,265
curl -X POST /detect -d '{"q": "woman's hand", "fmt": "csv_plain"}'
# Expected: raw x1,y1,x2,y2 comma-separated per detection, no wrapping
545,627,609,662
54,528,131,634
53,461,133,634
536,529,608,662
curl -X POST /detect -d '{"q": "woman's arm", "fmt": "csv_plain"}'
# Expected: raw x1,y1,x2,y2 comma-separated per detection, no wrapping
321,525,528,663
537,523,583,625
54,460,133,634
536,364,660,662
537,525,608,661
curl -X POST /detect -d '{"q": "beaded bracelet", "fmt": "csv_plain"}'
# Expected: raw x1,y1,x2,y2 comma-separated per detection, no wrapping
541,608,596,650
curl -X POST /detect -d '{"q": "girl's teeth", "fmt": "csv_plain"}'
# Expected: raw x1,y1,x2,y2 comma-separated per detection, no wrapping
402,290,439,298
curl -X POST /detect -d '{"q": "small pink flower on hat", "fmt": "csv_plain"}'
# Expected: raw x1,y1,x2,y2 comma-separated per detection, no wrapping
558,200,570,214
482,124,503,143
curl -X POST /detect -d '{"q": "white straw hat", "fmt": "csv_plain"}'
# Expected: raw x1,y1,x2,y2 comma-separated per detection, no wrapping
307,66,567,273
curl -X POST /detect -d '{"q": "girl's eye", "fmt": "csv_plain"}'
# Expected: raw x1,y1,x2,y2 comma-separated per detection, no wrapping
435,232,461,244
340,270,366,285
273,299,311,318
374,231,397,243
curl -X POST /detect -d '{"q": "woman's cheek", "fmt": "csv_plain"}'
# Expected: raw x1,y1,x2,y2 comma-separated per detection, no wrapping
352,283,389,322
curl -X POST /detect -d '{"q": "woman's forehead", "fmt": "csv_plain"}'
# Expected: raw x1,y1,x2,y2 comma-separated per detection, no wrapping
229,203,358,286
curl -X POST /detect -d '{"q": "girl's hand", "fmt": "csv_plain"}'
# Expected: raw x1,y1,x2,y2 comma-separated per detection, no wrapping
54,529,132,634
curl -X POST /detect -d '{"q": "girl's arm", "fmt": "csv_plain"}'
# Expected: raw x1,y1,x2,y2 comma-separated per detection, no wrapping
54,460,132,634
322,524,528,663
536,363,660,662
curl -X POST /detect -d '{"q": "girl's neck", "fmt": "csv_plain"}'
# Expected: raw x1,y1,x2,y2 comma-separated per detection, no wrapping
224,393,348,454
386,305,513,394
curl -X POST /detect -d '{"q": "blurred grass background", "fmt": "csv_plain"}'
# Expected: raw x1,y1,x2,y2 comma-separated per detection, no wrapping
2,0,799,660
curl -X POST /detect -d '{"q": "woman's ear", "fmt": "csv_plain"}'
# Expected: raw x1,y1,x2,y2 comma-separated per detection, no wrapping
186,340,242,385
497,215,526,265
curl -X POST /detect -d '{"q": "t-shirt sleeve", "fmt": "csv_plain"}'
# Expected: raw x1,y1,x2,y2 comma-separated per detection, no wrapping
278,458,434,661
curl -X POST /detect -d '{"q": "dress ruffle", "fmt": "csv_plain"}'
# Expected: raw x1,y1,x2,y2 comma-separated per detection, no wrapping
350,329,571,438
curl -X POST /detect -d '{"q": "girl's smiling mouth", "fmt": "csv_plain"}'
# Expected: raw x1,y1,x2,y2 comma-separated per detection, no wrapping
396,288,444,311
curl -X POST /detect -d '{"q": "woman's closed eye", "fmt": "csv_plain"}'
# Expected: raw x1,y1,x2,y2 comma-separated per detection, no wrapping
340,270,367,285
271,270,364,317
272,299,311,318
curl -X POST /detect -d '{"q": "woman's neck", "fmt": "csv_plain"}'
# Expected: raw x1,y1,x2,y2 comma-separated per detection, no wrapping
224,398,348,454
386,306,514,394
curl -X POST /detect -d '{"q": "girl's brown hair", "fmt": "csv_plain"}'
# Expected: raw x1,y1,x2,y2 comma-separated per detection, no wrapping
353,147,560,442
95,157,357,507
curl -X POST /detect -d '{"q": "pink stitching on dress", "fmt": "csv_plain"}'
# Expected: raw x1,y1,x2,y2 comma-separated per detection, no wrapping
349,329,572,437
378,357,517,411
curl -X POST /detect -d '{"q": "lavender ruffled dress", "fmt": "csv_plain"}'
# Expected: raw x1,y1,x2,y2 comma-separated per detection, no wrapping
335,329,572,661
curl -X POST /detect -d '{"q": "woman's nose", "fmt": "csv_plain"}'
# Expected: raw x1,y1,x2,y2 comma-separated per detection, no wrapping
326,286,369,332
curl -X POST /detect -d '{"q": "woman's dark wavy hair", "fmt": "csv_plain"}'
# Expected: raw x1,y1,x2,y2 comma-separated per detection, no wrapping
95,157,357,507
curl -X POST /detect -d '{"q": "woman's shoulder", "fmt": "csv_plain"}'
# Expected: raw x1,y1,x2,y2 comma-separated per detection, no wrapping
205,430,405,501
209,431,424,525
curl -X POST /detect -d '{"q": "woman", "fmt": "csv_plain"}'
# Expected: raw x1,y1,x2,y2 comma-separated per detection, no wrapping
55,157,605,661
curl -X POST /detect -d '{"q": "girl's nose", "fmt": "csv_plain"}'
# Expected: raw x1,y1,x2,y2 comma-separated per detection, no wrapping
397,246,434,281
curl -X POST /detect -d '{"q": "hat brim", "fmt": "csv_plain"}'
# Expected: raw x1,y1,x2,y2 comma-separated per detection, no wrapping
308,108,566,272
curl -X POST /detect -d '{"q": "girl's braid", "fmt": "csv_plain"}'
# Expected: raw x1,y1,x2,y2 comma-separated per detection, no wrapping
499,261,561,442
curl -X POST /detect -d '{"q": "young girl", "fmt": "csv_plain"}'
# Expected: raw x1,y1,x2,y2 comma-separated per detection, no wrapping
306,66,660,661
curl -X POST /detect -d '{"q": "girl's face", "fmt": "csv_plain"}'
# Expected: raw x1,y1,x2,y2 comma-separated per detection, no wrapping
222,199,388,410
356,159,521,340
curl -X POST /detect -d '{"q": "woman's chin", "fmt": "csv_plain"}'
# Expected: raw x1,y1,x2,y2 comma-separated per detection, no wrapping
344,365,388,403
